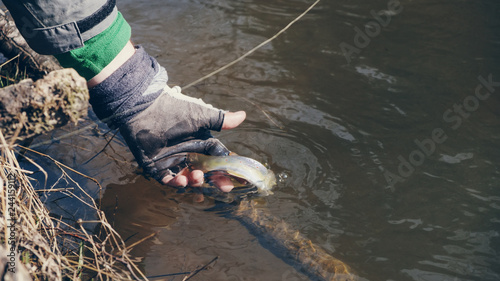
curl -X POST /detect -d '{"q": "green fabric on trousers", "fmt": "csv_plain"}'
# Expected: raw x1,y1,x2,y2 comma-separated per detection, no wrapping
55,12,131,81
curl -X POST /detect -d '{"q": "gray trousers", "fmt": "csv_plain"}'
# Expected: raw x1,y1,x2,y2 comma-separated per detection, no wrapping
2,0,116,54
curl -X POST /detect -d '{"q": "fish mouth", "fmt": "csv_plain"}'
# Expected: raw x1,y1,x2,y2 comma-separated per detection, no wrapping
200,171,276,200
196,168,277,202
203,171,259,194
196,180,259,204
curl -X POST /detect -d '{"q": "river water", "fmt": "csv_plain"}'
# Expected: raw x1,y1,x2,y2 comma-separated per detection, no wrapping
22,0,500,280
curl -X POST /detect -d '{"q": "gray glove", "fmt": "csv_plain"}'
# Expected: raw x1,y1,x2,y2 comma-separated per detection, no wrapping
120,85,231,181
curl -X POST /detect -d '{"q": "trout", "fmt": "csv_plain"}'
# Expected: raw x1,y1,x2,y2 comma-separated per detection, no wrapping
186,153,276,196
156,152,276,196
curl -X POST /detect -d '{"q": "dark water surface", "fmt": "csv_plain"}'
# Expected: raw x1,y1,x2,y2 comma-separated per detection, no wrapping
25,0,500,280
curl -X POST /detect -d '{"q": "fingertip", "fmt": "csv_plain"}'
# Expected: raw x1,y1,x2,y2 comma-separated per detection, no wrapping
189,170,205,187
176,175,189,187
163,174,188,187
161,175,174,185
218,184,234,193
222,111,246,130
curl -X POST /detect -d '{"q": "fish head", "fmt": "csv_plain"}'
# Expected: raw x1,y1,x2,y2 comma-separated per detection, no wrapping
254,169,276,196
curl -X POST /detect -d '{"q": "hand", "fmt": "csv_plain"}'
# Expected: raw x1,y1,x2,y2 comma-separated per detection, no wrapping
118,85,246,192
160,111,246,192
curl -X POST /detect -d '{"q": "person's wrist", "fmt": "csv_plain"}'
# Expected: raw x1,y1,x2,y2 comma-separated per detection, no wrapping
87,40,136,88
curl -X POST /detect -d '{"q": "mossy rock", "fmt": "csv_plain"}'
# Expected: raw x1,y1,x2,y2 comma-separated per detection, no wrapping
0,68,89,143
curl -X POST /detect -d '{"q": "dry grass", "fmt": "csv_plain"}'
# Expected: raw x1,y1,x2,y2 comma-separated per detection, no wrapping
0,54,28,87
0,129,148,280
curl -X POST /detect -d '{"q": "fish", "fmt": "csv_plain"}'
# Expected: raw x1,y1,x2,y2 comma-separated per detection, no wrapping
186,153,276,196
156,152,276,196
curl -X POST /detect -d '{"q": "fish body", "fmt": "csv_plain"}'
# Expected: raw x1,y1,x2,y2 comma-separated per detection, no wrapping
186,153,276,195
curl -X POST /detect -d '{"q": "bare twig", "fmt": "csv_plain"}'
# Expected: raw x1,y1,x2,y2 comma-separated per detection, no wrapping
126,232,156,251
0,53,19,68
82,128,119,165
17,145,104,191
182,256,219,281
35,187,75,192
